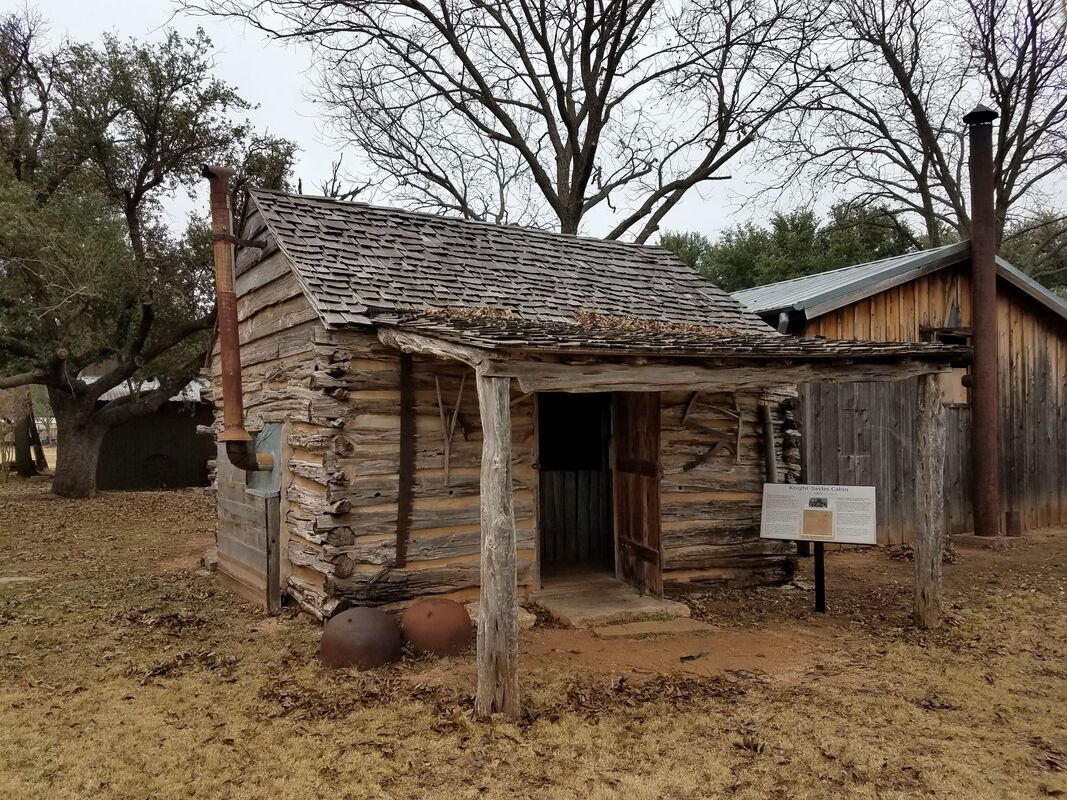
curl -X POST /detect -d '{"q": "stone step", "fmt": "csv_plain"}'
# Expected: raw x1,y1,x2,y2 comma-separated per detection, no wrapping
533,577,692,628
593,618,715,639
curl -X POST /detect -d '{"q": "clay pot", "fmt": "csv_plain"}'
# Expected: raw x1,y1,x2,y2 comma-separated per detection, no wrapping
401,598,473,656
319,607,402,670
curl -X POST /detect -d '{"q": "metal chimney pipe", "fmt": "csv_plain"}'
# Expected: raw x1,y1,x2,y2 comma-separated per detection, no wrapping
963,104,1000,536
202,164,273,472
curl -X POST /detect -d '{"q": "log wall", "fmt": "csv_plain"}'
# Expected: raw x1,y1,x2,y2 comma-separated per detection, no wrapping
804,263,1067,538
659,390,798,592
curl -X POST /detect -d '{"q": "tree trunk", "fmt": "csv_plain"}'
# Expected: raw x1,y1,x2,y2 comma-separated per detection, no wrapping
28,419,47,471
52,419,108,498
49,388,109,498
13,415,34,478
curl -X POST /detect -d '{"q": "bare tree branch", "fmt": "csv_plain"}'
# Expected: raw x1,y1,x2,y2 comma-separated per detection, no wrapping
765,0,1067,250
188,0,828,238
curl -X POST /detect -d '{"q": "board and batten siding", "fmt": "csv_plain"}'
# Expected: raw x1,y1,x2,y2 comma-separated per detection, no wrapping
801,263,1067,541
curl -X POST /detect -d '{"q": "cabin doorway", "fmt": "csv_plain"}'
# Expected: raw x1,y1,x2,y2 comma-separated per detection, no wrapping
537,393,614,576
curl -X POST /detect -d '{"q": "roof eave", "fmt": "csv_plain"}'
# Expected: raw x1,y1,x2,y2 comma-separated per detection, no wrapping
799,242,970,319
995,256,1067,325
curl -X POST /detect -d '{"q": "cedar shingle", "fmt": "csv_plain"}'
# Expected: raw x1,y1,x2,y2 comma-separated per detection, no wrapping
249,189,771,334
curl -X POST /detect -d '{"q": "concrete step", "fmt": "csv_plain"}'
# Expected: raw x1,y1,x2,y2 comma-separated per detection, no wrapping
532,574,691,627
593,618,715,639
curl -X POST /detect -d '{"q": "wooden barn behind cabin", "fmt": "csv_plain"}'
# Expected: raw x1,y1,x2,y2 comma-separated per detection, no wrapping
211,190,965,619
734,243,1067,542
92,380,215,491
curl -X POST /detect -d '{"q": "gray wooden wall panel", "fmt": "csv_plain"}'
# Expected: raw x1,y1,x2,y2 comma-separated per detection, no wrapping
803,381,976,543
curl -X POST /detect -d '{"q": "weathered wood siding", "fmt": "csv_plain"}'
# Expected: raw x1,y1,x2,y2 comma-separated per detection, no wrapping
659,391,797,591
214,442,281,610
210,209,316,611
803,263,1067,539
284,330,537,611
539,469,613,567
97,402,214,490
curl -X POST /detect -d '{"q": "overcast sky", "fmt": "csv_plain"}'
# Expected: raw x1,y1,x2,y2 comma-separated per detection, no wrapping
30,0,778,242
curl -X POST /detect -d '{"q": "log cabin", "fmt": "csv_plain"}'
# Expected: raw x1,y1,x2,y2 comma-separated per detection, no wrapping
734,242,1067,542
206,185,966,635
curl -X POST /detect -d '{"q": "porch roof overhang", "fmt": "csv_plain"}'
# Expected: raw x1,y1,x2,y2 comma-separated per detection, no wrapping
376,315,969,394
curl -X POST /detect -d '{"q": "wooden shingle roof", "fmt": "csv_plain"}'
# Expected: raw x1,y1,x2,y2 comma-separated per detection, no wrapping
249,189,773,335
393,312,971,362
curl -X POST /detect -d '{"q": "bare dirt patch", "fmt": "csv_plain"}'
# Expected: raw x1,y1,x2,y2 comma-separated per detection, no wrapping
0,479,1065,799
156,529,214,572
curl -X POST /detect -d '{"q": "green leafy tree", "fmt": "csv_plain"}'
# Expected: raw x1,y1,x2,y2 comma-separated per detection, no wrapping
662,204,916,292
0,13,295,496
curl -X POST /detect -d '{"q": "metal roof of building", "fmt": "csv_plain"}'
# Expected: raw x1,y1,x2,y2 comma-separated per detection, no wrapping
248,189,774,336
732,242,1067,324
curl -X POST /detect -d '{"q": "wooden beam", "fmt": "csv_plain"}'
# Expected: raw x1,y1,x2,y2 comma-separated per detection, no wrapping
485,358,951,394
395,353,415,567
913,372,946,629
377,327,494,369
474,371,520,720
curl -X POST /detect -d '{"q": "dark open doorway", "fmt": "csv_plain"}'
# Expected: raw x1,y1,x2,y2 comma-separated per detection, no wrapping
537,392,614,575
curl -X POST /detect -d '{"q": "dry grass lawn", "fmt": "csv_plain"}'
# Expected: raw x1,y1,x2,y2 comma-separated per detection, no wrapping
1,480,1065,799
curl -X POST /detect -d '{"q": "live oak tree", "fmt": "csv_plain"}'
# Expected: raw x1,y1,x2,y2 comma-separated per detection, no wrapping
768,0,1067,255
0,14,295,497
191,0,829,241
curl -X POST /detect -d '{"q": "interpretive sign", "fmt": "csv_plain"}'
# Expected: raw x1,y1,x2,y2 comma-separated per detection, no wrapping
759,484,877,545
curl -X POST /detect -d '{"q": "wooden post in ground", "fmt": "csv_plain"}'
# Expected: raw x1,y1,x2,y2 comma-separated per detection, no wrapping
475,371,520,720
29,418,47,472
914,373,946,629
13,414,33,478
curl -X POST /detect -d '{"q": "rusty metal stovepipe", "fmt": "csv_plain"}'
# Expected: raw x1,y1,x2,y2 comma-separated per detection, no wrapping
202,164,273,472
963,105,1001,536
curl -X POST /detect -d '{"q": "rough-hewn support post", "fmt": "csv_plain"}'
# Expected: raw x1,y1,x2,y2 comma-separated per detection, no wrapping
475,371,520,720
914,373,946,629
759,404,778,484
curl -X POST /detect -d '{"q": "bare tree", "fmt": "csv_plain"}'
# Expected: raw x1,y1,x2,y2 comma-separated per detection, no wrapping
317,154,371,202
189,0,828,241
769,0,1067,250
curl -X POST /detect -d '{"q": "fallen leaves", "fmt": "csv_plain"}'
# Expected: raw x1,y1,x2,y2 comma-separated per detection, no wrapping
2,481,1067,799
131,649,240,684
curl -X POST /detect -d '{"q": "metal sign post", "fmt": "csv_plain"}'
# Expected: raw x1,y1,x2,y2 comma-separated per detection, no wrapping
813,541,826,613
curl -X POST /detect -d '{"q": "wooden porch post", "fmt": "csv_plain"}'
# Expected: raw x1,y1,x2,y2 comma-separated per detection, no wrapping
475,371,520,720
914,373,946,629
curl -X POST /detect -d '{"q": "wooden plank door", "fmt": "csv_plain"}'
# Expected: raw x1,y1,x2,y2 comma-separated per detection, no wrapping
612,392,663,596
